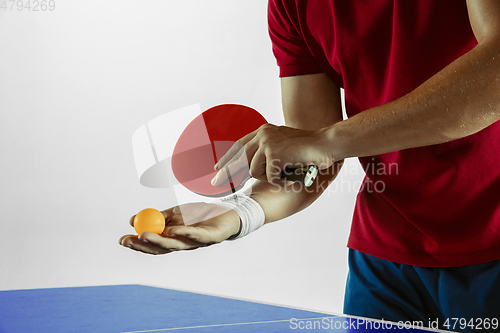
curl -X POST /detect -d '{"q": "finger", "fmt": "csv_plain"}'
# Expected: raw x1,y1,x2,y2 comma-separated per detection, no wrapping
249,147,268,182
119,234,136,247
266,153,284,186
165,214,185,228
119,235,172,255
140,232,207,251
244,132,272,181
214,141,244,171
160,207,176,224
121,232,204,254
129,215,136,227
119,234,133,245
215,130,257,170
224,146,246,167
130,241,172,255
166,225,223,244
212,148,250,186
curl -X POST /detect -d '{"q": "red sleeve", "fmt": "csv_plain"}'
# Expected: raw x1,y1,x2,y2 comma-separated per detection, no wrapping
268,0,323,77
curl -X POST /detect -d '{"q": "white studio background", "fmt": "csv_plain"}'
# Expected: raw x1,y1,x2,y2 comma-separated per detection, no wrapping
0,0,363,313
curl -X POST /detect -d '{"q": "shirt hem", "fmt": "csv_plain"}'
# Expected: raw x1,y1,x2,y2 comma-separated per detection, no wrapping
279,62,323,77
347,237,500,268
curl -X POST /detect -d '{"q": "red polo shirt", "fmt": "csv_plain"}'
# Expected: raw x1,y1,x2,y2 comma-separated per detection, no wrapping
268,0,500,267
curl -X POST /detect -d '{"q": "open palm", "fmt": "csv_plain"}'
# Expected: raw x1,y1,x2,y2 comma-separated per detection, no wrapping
119,202,240,255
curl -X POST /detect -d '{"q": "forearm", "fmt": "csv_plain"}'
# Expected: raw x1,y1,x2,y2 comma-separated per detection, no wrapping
326,37,500,161
248,161,342,224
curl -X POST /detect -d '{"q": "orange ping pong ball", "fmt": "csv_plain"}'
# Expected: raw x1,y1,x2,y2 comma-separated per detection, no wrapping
134,208,165,235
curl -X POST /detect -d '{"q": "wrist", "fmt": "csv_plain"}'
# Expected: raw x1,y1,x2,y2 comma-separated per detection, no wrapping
318,123,348,163
213,194,266,241
225,209,242,239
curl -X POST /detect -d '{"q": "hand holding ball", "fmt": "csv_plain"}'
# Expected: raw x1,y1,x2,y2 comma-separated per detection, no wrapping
134,208,165,235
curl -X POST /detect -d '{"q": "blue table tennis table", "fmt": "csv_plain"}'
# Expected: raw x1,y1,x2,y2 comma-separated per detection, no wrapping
0,285,449,332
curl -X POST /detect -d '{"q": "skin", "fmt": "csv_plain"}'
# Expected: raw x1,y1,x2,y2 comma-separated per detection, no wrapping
120,0,500,255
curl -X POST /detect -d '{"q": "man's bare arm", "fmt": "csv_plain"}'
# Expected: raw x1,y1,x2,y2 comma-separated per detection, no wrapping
119,73,343,254
323,0,500,162
250,73,343,223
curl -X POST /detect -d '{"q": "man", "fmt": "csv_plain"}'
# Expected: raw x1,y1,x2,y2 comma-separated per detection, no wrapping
120,1,500,330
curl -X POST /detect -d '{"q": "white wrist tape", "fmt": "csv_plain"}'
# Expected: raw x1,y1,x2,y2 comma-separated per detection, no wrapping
213,194,265,240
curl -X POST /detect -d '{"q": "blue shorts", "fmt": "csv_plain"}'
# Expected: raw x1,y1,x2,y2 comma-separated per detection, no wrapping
344,249,500,332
